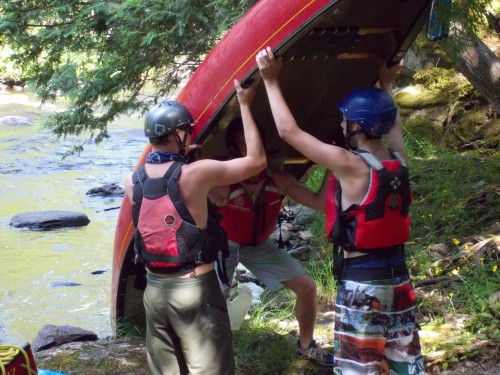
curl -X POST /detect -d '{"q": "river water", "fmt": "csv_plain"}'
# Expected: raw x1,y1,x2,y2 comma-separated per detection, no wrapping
0,88,145,344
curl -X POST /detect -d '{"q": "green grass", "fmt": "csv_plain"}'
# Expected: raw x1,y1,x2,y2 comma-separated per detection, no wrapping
233,291,305,375
233,325,298,375
409,149,499,245
305,257,336,309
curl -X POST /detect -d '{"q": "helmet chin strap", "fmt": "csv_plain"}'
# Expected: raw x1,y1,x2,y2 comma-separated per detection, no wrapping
345,122,364,150
174,131,189,157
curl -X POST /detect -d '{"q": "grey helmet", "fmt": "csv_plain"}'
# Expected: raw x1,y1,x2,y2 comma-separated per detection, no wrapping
144,101,195,139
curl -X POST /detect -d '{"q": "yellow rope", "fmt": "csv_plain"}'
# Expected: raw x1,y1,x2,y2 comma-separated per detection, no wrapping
0,344,38,375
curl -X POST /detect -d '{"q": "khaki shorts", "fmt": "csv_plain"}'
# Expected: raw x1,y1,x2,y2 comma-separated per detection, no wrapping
144,270,234,375
226,238,306,291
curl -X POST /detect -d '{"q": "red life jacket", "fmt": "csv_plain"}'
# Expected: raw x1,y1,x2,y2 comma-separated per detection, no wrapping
218,170,282,246
132,162,228,273
325,150,411,251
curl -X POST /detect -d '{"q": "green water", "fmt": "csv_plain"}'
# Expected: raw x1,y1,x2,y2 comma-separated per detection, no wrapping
0,88,145,344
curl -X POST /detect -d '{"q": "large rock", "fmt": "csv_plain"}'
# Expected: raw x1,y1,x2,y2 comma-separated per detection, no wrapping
10,211,90,230
33,338,148,375
0,115,34,126
32,325,98,352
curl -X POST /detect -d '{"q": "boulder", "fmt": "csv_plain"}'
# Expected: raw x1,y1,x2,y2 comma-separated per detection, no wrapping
10,211,90,230
0,115,34,126
32,325,98,352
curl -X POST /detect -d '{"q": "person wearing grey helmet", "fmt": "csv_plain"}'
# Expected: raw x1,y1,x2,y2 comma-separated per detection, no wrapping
124,79,266,375
144,101,196,156
256,46,424,375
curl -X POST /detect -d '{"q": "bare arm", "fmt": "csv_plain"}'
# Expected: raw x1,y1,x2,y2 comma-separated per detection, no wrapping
124,173,133,202
256,47,353,175
273,169,331,211
183,79,267,191
379,62,407,161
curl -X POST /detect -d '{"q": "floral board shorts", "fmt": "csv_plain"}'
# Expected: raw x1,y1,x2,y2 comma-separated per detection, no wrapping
334,258,425,375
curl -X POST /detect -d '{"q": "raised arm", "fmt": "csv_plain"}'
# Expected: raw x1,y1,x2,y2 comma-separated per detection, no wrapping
256,47,351,174
185,79,267,190
237,79,265,169
379,62,407,161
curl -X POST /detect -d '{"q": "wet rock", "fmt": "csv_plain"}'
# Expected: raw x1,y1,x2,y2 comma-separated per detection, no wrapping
280,222,295,231
50,281,82,287
292,206,318,227
0,115,34,126
90,269,110,275
271,228,292,243
234,268,266,288
10,211,90,230
32,325,98,352
86,183,124,197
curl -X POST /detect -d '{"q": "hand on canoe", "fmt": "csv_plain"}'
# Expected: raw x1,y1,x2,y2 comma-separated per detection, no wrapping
234,78,258,107
256,46,282,82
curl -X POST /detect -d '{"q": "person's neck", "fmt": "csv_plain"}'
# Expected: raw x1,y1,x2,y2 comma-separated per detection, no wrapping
151,145,178,153
356,139,386,154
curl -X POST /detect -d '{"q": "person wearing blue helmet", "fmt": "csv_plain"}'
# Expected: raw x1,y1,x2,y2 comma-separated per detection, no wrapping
256,47,424,375
337,87,398,150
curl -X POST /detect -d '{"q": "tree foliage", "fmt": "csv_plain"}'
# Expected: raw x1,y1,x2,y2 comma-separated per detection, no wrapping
0,0,255,150
0,0,496,148
430,0,500,112
428,0,497,57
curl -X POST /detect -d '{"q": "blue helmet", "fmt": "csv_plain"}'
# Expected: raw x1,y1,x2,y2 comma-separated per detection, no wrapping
337,87,397,137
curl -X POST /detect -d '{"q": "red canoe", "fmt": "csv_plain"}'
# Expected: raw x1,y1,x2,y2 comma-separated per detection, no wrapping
112,0,432,333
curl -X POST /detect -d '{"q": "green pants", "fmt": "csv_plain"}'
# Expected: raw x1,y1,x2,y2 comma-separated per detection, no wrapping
145,270,234,375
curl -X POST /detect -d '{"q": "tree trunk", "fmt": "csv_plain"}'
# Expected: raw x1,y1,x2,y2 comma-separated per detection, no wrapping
451,36,500,113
